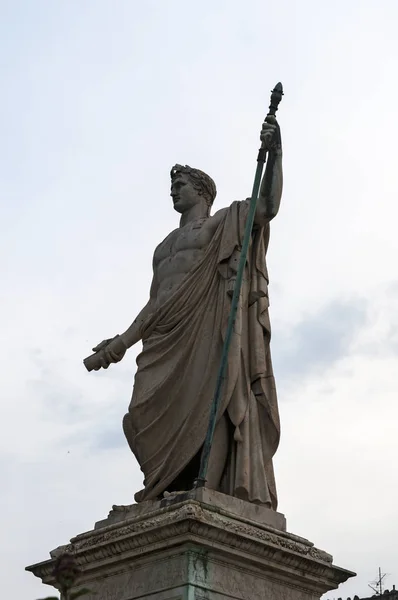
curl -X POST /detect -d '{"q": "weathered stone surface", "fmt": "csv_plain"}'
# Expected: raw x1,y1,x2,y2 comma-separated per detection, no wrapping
94,488,287,532
26,490,354,600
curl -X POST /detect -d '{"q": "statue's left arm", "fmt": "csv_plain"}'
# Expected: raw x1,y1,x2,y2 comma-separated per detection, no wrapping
255,116,283,226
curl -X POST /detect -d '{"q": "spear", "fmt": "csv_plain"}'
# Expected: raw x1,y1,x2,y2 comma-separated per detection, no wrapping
194,82,284,488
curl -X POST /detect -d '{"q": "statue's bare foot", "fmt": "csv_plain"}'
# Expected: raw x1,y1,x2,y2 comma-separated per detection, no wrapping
163,490,187,499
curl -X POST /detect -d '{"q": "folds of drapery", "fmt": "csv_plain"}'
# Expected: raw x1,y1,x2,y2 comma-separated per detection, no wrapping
125,200,280,508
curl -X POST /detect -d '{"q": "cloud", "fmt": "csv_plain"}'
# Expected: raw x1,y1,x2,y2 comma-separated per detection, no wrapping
349,283,398,360
273,298,368,388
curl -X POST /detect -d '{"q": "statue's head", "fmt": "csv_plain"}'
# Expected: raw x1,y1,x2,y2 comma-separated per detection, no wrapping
170,164,217,215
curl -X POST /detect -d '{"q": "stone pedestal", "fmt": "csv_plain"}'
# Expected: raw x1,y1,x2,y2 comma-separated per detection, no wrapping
26,488,354,600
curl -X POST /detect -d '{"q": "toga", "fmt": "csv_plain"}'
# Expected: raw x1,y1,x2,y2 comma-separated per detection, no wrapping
123,200,280,508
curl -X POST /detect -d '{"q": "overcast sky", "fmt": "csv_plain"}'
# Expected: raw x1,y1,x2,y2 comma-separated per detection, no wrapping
1,1,398,598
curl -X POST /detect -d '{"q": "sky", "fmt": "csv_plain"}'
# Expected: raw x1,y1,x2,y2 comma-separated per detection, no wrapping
1,1,398,598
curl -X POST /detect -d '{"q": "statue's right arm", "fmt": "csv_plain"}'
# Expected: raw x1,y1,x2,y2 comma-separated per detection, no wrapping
120,262,158,349
120,298,154,348
84,260,158,371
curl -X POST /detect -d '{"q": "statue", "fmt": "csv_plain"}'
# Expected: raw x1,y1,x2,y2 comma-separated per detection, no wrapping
84,98,283,509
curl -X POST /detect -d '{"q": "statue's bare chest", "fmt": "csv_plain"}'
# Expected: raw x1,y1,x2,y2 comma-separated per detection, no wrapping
154,219,213,266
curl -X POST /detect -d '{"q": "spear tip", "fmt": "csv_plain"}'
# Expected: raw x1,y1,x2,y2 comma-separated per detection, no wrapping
273,82,284,94
268,82,284,116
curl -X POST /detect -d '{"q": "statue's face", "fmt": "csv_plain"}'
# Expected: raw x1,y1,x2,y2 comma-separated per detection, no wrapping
170,173,201,213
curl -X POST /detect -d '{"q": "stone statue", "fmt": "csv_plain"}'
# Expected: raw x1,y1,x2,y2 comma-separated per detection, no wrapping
84,116,283,508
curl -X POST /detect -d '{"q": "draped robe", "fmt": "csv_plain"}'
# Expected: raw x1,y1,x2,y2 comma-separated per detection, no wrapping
123,200,280,508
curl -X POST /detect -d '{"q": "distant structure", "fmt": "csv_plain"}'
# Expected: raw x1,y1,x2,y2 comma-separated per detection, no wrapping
340,587,398,600
361,587,398,600
369,568,389,596
331,586,397,600
331,569,397,600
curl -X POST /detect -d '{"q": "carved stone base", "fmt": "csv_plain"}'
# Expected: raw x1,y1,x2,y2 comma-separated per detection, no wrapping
26,488,354,600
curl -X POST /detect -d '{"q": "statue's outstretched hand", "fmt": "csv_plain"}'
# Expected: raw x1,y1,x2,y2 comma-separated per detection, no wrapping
91,339,113,354
84,335,127,371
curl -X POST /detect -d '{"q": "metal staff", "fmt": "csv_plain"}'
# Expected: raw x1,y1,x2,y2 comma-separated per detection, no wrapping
195,82,284,488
